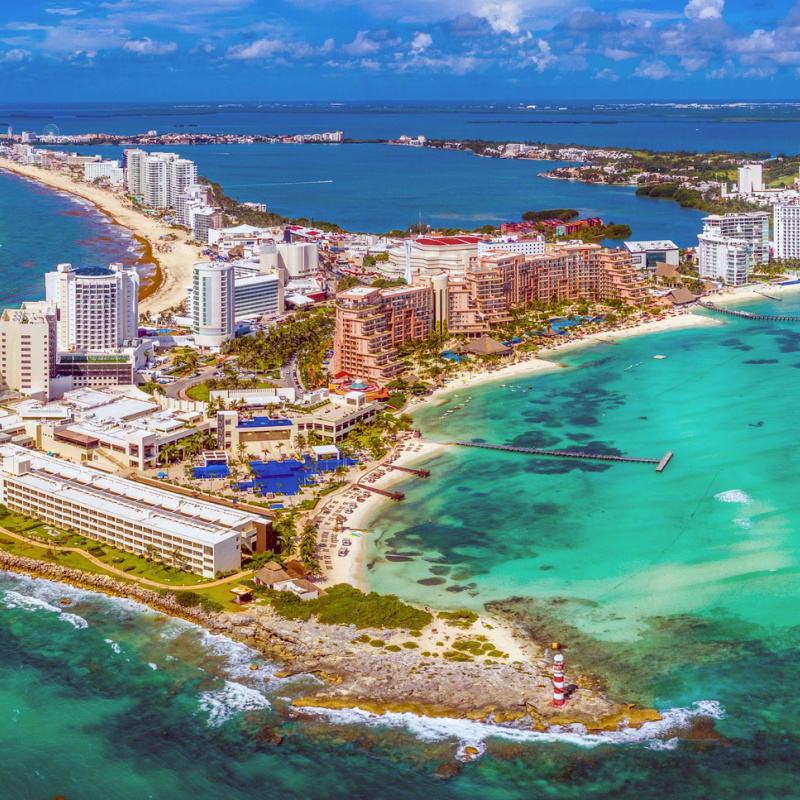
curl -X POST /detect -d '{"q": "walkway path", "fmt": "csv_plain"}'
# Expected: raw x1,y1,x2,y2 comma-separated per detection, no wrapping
698,300,800,322
0,526,252,589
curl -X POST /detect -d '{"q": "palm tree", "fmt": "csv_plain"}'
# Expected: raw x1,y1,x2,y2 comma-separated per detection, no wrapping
158,442,179,465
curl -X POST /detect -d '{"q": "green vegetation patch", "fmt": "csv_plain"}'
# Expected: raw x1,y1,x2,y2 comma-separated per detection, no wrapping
442,650,474,662
254,583,433,630
437,609,479,628
451,639,496,656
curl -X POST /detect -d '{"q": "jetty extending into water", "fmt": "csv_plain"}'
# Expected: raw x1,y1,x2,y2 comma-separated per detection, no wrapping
388,465,431,477
698,300,800,322
356,484,405,501
445,441,673,472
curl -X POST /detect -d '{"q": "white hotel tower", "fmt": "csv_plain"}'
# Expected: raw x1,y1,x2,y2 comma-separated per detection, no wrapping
774,204,800,260
192,262,234,348
45,263,139,351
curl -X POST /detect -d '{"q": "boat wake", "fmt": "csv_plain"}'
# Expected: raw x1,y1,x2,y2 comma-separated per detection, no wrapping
231,180,333,187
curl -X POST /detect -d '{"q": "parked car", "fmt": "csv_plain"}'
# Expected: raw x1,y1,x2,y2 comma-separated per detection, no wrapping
338,548,349,557
341,538,352,547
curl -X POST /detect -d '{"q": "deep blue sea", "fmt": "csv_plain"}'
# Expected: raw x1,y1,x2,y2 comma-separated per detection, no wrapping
3,100,795,239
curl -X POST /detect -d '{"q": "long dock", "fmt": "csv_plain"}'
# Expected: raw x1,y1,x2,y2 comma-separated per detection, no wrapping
699,300,800,322
388,465,431,477
446,441,672,472
356,484,405,501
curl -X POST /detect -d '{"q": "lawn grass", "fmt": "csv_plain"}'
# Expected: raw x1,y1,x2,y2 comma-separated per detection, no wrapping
0,505,222,587
187,380,274,403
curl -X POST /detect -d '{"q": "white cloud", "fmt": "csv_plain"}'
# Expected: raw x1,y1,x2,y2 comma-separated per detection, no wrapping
680,55,708,71
0,48,32,62
592,67,619,81
633,59,671,79
360,58,381,70
529,38,555,71
225,38,287,59
410,31,432,53
729,29,774,55
342,30,382,56
45,7,82,14
604,47,637,61
684,0,724,22
123,37,178,55
477,1,525,34
393,52,481,75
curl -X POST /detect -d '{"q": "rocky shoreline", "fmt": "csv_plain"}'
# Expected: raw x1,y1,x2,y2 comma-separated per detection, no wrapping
0,551,662,733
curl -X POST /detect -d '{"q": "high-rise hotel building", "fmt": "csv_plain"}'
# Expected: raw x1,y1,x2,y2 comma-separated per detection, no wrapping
774,204,800,260
334,244,646,382
192,262,235,348
45,263,140,351
0,301,58,401
123,149,198,210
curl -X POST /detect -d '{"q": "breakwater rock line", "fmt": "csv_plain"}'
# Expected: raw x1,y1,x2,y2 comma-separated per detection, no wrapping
0,551,660,733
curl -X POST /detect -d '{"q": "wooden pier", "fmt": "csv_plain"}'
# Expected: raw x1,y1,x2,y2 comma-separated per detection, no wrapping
446,441,673,472
698,300,800,322
388,465,431,477
656,451,674,472
356,484,405,501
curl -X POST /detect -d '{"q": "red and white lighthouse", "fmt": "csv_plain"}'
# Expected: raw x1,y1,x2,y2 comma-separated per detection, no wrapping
551,652,566,707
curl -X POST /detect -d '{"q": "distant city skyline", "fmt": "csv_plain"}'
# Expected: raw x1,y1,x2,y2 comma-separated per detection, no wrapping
1,0,800,101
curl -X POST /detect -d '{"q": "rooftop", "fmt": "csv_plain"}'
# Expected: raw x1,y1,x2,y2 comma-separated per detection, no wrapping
624,240,679,252
0,445,261,545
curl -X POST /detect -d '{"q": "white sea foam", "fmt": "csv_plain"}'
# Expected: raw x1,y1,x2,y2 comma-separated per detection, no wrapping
648,738,679,751
715,489,753,504
59,612,89,629
104,638,122,654
148,663,158,670
734,517,753,530
296,700,724,753
198,680,271,727
197,629,279,682
1,590,88,629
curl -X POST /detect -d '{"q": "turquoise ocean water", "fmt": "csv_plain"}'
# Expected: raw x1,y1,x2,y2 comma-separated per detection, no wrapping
0,169,143,306
4,298,800,797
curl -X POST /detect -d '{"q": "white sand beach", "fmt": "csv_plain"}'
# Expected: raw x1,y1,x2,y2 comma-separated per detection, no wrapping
411,308,725,412
0,157,200,314
709,281,800,306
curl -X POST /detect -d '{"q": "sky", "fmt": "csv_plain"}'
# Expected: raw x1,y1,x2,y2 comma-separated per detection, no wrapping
2,0,800,101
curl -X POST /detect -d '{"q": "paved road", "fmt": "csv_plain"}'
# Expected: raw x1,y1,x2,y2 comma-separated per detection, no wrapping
165,365,217,400
0,525,252,589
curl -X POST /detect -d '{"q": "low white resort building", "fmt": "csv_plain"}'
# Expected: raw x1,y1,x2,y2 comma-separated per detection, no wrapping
0,444,266,576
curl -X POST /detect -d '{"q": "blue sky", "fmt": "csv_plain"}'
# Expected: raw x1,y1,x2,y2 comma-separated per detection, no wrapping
1,0,800,101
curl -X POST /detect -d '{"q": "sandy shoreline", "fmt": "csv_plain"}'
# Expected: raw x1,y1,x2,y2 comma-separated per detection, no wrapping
411,308,724,413
707,281,800,306
0,157,199,313
314,308,727,592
